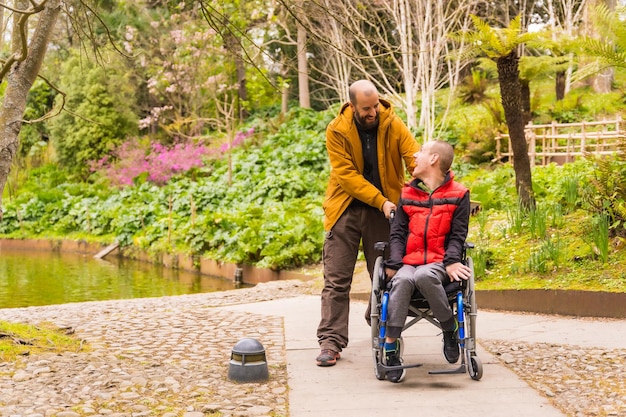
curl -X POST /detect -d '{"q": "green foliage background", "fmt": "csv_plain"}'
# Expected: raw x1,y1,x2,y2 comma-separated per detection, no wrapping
1,108,331,270
1,2,626,291
2,101,626,293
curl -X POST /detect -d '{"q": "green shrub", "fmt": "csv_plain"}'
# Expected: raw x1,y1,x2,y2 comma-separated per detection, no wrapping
581,151,626,237
459,165,516,211
49,51,138,180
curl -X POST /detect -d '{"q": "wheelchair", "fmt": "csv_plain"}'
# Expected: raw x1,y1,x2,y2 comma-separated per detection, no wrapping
370,241,483,381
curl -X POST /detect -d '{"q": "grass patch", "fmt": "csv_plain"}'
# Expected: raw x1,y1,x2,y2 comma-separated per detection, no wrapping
468,209,626,293
0,321,88,362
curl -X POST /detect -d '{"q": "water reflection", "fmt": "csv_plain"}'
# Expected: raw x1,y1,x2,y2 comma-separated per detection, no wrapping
0,249,247,309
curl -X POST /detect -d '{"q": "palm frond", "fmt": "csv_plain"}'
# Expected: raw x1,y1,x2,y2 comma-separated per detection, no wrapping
592,4,626,48
519,55,572,79
583,4,626,69
582,37,626,69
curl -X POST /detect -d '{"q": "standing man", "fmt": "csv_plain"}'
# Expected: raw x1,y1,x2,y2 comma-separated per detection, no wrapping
316,79,419,366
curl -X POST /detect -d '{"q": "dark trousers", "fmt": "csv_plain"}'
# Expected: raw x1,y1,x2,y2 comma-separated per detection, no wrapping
317,205,390,352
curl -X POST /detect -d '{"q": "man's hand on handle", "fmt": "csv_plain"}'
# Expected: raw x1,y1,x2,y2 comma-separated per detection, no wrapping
382,200,396,219
385,268,397,282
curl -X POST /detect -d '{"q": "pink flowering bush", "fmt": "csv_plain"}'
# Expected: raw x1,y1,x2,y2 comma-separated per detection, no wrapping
91,139,209,186
91,128,255,186
220,127,255,152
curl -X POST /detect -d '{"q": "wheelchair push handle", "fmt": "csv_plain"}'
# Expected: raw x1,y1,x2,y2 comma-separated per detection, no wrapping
373,210,395,253
374,241,388,252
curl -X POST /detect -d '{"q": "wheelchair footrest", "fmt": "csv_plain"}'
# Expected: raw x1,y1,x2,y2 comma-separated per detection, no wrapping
429,364,466,375
378,363,422,373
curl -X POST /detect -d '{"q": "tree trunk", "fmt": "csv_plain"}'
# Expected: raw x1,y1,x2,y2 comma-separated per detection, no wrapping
591,67,614,94
0,7,4,50
281,79,289,115
520,78,531,126
586,0,615,93
223,31,249,121
555,70,565,100
497,51,534,209
236,53,248,121
297,21,310,109
0,0,61,218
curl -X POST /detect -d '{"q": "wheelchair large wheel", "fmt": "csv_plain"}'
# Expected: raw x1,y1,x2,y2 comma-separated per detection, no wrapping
465,256,483,381
371,255,386,380
465,256,479,350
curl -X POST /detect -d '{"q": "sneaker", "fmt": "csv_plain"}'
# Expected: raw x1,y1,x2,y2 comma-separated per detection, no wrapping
384,340,406,383
442,326,460,364
316,349,341,366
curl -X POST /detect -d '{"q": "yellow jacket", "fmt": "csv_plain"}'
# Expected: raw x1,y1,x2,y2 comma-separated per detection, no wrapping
323,99,419,231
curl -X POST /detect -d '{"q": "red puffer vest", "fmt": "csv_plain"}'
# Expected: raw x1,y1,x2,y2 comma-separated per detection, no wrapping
401,177,469,266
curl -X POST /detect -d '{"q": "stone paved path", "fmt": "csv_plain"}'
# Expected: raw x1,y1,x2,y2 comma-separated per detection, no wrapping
0,279,625,417
0,280,312,417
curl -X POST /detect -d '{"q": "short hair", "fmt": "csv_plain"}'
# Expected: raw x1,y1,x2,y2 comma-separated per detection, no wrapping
348,80,377,105
430,140,455,174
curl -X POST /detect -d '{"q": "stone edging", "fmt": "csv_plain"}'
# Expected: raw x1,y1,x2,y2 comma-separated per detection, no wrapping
474,289,626,318
0,238,310,285
351,289,626,319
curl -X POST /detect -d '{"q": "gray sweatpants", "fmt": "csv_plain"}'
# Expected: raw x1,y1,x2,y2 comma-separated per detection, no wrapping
386,263,453,338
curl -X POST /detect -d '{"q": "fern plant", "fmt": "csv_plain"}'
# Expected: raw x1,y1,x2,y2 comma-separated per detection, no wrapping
579,4,626,79
582,142,626,238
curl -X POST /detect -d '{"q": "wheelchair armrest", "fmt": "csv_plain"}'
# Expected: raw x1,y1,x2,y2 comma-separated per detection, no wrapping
374,241,388,252
443,280,462,294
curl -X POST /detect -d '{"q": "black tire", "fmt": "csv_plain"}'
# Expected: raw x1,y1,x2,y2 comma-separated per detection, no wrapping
464,256,483,381
468,354,483,381
466,256,478,346
371,255,386,380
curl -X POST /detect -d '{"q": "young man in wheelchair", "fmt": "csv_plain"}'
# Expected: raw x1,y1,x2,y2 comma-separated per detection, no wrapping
383,140,471,383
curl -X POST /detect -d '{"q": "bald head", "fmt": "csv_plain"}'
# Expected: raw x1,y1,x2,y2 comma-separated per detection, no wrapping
349,80,378,105
429,140,455,174
348,79,380,130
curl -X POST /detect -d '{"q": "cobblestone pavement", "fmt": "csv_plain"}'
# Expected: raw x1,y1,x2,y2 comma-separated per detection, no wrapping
0,279,624,417
0,280,315,417
481,339,626,417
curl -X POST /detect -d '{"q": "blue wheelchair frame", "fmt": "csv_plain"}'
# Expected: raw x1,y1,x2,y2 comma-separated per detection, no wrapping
370,241,483,381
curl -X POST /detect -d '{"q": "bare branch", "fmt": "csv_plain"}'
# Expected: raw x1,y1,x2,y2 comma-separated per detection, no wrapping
0,56,18,81
198,0,281,91
59,1,132,68
21,73,65,124
0,0,46,15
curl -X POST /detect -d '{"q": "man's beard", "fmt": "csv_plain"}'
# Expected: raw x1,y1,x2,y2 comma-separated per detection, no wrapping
354,112,379,130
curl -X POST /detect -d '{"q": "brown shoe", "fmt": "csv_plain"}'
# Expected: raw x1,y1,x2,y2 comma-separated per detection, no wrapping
316,349,341,366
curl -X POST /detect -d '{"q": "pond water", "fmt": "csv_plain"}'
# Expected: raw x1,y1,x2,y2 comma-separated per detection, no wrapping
0,249,246,309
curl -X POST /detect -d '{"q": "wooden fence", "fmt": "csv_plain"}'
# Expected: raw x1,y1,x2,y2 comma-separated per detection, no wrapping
494,118,625,166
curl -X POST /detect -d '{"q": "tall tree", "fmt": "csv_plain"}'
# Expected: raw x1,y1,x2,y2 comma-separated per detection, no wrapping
49,50,138,179
284,0,478,136
296,19,310,108
0,0,62,219
540,0,588,97
461,15,537,208
583,0,617,93
200,0,276,120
